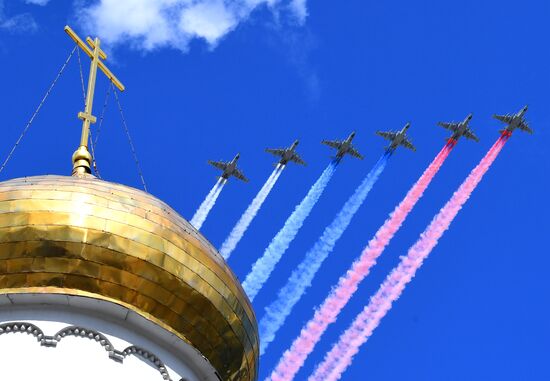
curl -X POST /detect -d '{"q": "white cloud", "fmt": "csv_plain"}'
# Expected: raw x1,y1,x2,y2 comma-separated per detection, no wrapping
289,0,307,23
179,0,237,45
0,13,37,32
77,0,308,51
25,0,51,5
0,0,38,33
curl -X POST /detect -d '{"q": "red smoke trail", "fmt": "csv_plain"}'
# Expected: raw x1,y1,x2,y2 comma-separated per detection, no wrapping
309,136,509,381
267,144,453,381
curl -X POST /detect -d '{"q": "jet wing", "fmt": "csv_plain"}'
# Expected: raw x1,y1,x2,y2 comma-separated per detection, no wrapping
321,140,343,149
493,114,514,124
208,160,228,170
519,122,534,134
463,129,480,142
265,148,286,157
437,122,459,131
348,147,364,160
232,169,249,182
376,131,397,141
400,139,416,151
290,154,306,165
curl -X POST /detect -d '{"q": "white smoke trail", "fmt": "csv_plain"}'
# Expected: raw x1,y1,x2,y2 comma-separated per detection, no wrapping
190,178,226,230
242,162,338,301
220,165,285,259
259,153,390,355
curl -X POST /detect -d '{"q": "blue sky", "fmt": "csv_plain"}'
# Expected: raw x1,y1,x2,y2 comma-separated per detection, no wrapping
1,0,549,380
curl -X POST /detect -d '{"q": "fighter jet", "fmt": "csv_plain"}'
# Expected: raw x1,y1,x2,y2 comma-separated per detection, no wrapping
437,113,479,144
376,123,416,152
322,132,364,160
208,154,249,182
493,106,532,136
265,140,306,166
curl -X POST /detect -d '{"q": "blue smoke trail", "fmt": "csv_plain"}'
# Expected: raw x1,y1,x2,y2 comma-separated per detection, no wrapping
242,162,338,301
259,152,391,355
220,165,285,259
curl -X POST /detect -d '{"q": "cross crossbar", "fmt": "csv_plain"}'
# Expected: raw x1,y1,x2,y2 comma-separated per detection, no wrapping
64,25,124,91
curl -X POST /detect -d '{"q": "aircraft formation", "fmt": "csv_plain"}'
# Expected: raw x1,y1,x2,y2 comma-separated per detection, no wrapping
207,106,530,183
202,105,532,381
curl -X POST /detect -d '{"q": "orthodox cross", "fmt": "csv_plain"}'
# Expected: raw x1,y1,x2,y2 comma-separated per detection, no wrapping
64,25,125,175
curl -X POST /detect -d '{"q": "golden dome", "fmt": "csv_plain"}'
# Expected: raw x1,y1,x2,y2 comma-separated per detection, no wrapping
0,175,258,381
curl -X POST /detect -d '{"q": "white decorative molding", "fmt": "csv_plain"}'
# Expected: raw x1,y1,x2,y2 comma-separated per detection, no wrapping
0,322,173,381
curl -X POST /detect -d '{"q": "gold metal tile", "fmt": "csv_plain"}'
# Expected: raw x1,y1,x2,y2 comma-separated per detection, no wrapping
0,175,258,381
